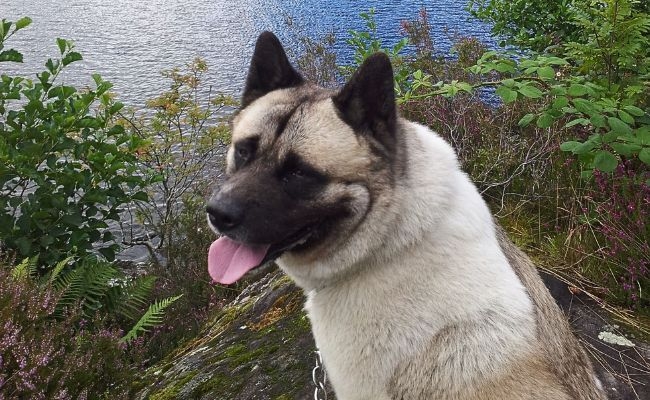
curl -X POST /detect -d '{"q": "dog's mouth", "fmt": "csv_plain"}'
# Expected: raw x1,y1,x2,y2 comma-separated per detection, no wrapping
207,223,318,285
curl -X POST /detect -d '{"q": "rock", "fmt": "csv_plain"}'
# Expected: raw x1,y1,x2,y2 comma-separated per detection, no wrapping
540,271,650,400
137,267,649,400
135,268,328,400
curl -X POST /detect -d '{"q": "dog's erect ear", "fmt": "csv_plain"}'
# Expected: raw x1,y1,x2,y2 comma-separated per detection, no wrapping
333,53,397,153
242,32,304,108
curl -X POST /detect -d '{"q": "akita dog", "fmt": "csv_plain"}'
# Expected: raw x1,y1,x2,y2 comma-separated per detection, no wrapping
206,31,606,400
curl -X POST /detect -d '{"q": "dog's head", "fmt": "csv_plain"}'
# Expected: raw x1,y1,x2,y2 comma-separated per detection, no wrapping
206,32,401,286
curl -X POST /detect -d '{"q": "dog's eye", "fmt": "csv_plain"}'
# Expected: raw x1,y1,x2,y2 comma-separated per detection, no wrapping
233,137,259,169
237,147,249,159
281,167,309,184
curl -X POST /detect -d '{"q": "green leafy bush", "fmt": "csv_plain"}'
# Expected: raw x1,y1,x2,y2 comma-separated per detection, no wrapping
405,36,650,177
396,5,649,310
343,8,411,95
0,17,152,267
468,0,650,53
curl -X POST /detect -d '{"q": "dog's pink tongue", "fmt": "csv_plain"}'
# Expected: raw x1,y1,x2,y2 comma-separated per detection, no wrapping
208,237,270,284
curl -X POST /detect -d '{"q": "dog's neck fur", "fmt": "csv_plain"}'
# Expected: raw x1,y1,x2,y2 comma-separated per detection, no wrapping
277,120,538,399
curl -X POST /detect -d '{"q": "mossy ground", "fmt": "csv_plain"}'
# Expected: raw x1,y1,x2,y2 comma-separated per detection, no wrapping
138,269,318,400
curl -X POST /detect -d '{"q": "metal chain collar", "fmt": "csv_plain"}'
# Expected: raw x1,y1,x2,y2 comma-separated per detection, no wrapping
312,350,328,400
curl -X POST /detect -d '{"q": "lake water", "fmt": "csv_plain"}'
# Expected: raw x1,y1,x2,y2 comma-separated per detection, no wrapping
1,0,493,262
1,0,493,106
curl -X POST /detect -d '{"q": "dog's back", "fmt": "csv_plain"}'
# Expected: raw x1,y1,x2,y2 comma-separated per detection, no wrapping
496,227,605,399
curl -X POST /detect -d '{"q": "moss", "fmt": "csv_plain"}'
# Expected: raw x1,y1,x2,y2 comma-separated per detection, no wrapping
274,395,292,400
270,272,293,290
250,291,303,332
223,342,280,368
149,371,197,400
192,373,245,398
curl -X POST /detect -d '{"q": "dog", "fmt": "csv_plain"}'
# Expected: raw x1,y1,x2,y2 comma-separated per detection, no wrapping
206,31,606,400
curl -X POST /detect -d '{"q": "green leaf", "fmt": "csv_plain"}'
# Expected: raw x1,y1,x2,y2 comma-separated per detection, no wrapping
536,113,554,128
603,130,619,143
565,118,589,128
15,17,32,31
610,143,641,157
637,127,650,145
99,247,116,262
518,113,535,127
56,38,67,54
537,66,555,79
607,117,632,135
593,150,618,172
617,110,634,125
62,51,83,66
639,148,650,166
518,84,543,99
494,61,516,73
589,114,606,128
623,105,645,117
552,96,568,109
560,141,581,152
495,86,517,103
0,49,23,63
132,191,149,201
572,98,598,116
48,85,77,99
545,57,568,65
573,141,596,155
567,84,589,97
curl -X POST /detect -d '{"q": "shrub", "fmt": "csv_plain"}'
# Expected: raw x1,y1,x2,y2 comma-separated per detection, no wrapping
468,0,650,53
0,18,152,267
396,7,649,310
120,57,233,264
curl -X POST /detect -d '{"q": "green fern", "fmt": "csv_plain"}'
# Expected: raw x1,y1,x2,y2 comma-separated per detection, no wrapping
54,259,120,317
44,256,73,286
113,275,157,320
121,294,183,343
11,256,38,279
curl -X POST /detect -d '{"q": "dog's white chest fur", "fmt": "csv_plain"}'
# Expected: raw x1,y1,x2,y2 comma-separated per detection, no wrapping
280,123,537,399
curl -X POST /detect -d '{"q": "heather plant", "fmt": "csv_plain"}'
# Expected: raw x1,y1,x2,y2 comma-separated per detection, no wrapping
0,17,152,267
588,165,650,308
0,264,143,399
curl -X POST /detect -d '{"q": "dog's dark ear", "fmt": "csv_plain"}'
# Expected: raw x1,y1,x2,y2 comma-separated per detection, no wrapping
242,32,303,107
333,53,397,153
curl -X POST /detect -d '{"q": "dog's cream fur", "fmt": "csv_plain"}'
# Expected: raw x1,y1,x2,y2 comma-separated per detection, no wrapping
279,121,558,399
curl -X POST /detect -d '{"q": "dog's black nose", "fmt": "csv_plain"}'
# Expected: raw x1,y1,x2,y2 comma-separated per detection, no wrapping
206,199,244,232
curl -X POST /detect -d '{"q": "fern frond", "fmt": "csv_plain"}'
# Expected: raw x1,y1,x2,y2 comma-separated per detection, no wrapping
116,275,157,320
44,256,73,286
121,294,183,343
54,259,120,317
12,256,38,280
